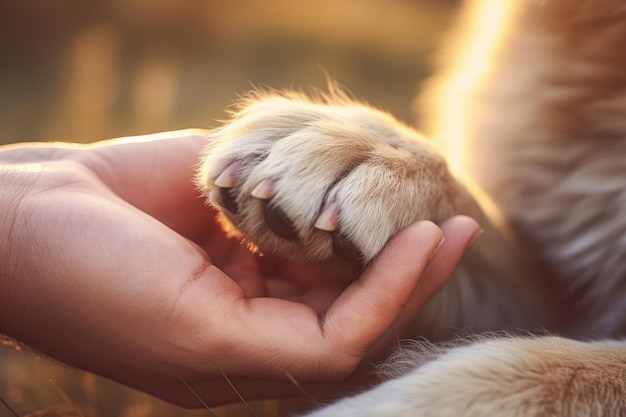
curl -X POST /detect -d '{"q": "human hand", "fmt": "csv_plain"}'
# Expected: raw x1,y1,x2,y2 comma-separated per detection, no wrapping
0,130,480,406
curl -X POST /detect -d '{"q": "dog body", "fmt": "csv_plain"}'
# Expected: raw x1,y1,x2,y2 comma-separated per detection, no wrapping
427,0,626,337
197,0,626,414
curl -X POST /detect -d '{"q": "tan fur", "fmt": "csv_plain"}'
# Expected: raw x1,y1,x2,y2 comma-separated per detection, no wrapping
305,337,626,417
197,92,455,262
424,0,626,335
196,91,549,338
197,0,626,414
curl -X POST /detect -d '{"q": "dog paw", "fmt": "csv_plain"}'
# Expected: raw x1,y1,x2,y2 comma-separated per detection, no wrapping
196,93,453,262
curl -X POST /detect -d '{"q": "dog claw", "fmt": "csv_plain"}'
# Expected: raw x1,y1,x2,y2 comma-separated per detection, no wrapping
214,163,239,188
251,179,275,200
314,203,340,232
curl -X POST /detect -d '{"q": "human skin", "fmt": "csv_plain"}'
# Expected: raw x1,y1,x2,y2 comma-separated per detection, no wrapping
0,130,480,407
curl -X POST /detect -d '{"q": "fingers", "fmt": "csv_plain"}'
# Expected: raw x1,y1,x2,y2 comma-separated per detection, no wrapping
409,215,481,307
215,221,446,381
366,216,481,354
274,216,479,378
184,217,478,386
321,221,444,354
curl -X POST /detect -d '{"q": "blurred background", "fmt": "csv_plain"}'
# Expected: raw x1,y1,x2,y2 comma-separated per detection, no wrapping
0,0,460,145
0,0,460,415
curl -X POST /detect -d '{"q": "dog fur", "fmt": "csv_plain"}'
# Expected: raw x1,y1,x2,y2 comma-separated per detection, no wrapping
197,0,626,415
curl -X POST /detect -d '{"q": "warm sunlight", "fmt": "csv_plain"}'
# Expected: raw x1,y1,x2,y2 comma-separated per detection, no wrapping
0,2,460,416
429,0,521,175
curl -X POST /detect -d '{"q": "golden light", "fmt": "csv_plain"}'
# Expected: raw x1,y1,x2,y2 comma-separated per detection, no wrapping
428,0,521,176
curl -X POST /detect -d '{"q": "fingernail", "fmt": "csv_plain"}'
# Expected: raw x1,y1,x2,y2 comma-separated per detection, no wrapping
428,234,445,263
466,228,484,249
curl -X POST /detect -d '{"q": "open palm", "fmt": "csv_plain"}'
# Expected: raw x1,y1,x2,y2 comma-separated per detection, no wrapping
0,130,479,406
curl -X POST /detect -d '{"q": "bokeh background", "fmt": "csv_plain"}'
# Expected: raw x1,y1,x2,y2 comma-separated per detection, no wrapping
0,0,460,145
0,0,460,416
